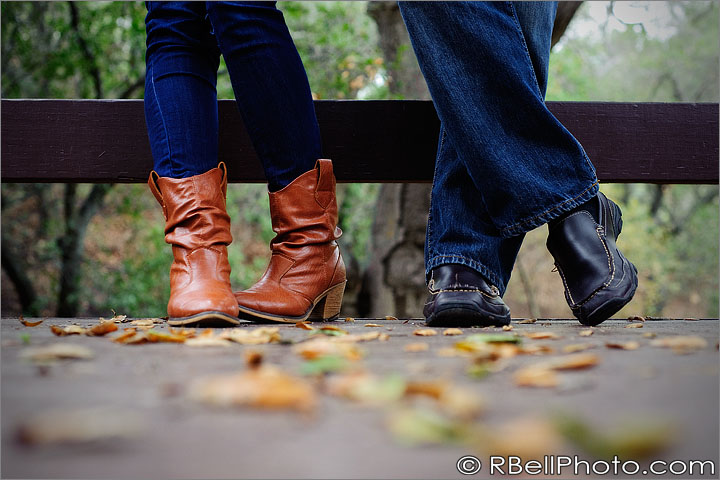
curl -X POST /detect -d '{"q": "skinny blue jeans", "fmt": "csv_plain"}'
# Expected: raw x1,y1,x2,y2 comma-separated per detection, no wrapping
144,1,320,191
399,1,599,294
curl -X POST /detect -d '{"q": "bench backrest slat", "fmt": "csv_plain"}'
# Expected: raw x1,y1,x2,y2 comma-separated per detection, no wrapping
1,99,717,184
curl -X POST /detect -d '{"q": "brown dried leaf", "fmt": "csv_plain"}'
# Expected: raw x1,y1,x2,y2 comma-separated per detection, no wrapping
642,332,657,339
221,327,281,345
189,366,317,413
16,407,143,445
524,331,561,340
518,319,537,324
606,341,640,350
480,417,565,460
650,335,708,353
245,350,263,369
385,316,398,320
443,328,463,336
19,317,43,327
112,329,139,344
378,333,390,341
404,342,429,353
628,315,646,322
521,344,556,355
168,327,197,339
50,325,86,336
502,325,514,331
513,367,559,388
535,353,600,371
87,320,118,337
625,323,644,329
103,314,128,323
579,329,594,337
20,344,94,363
334,331,387,343
562,343,596,354
414,328,438,337
293,338,362,361
130,319,154,328
344,317,355,323
185,336,233,347
295,321,314,331
364,323,383,328
405,380,448,400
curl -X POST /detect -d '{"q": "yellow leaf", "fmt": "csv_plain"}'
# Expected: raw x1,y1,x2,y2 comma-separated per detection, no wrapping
443,328,463,336
404,342,429,353
513,367,559,388
364,323,383,328
625,323,643,329
19,317,43,327
535,353,600,371
642,332,657,339
579,329,594,337
293,338,362,361
185,336,233,347
518,319,537,324
295,321,314,331
524,332,561,340
87,320,118,336
189,366,317,413
221,327,281,345
50,325,86,336
344,317,355,323
562,343,596,354
385,316,398,320
20,344,93,363
502,325,514,331
650,335,708,353
130,319,154,327
414,328,438,337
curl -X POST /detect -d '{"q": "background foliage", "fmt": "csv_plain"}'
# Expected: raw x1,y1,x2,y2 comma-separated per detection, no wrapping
1,1,718,318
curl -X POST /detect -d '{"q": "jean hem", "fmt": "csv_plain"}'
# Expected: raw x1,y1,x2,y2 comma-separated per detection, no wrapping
426,255,506,296
499,180,600,238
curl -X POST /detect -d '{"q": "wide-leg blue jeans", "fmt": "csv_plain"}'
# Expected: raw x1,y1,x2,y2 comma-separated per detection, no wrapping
144,1,320,191
399,1,599,294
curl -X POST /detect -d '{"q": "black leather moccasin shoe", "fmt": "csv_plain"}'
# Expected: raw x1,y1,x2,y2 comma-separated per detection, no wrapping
547,192,638,326
423,264,511,327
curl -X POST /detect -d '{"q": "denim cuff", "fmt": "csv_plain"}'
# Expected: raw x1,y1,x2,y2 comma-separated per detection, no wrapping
499,180,600,238
426,254,506,296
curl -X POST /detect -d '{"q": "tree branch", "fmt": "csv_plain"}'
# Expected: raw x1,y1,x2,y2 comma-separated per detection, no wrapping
68,1,103,99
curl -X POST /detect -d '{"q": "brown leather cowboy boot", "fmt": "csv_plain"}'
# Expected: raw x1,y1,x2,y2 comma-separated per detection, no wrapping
148,162,240,327
234,159,346,322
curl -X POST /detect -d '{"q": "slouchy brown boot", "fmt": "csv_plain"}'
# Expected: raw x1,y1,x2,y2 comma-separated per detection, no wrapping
234,159,346,322
148,162,240,327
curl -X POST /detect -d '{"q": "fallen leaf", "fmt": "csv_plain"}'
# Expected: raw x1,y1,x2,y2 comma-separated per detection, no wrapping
385,316,398,320
20,344,93,363
555,415,673,460
185,336,233,347
464,333,521,344
344,317,355,323
605,341,640,350
513,367,559,388
145,330,188,343
333,331,387,343
112,329,139,344
189,366,317,413
518,319,537,324
293,338,362,361
562,343,596,354
245,350,263,369
404,342,429,353
87,320,118,336
479,417,565,460
130,319,154,327
579,329,594,337
414,328,438,337
105,314,128,323
627,316,646,322
521,344,556,355
299,355,350,375
502,325,514,331
312,325,349,336
387,408,471,446
443,328,463,336
19,317,43,327
50,325,86,336
168,327,197,339
625,323,643,329
642,332,657,339
650,335,708,353
295,321,314,331
221,327,281,345
524,332,562,340
16,407,143,445
535,353,600,371
364,323,383,327
327,373,406,405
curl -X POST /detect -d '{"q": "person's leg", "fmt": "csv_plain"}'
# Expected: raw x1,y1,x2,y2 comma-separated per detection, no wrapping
205,2,345,322
206,1,320,191
400,1,637,325
145,1,239,326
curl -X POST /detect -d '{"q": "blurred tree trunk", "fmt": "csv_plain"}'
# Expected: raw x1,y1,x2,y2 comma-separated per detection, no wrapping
360,2,583,318
362,3,430,318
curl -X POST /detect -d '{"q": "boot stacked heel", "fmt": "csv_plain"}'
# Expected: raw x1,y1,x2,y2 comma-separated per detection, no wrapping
309,282,346,320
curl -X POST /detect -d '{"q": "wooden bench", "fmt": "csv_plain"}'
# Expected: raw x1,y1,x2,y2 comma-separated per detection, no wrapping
2,99,718,184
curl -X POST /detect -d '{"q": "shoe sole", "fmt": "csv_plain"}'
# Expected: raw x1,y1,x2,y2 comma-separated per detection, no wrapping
167,311,242,328
426,305,511,328
576,263,639,326
236,282,346,324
